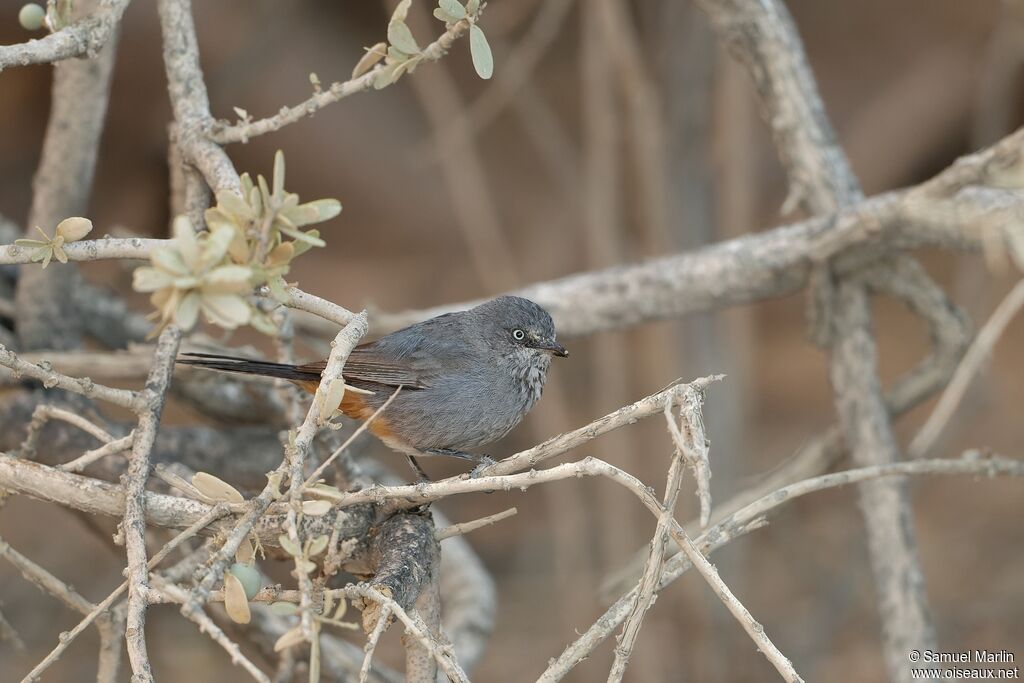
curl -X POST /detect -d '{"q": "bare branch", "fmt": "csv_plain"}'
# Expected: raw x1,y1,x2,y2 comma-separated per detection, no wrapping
540,452,1024,680
122,325,182,682
210,14,478,144
0,0,129,71
910,278,1024,457
0,343,138,409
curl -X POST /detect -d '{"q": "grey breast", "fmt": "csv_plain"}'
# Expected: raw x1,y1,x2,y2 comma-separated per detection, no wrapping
362,319,544,451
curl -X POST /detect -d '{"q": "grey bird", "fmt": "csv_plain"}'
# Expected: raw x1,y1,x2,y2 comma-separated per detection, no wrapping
178,296,568,477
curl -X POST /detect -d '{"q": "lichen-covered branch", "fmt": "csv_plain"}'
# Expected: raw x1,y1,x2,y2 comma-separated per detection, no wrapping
0,0,130,71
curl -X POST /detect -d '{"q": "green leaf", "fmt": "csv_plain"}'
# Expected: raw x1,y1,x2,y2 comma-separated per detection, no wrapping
291,230,321,256
200,293,251,328
250,311,279,336
216,190,254,222
469,25,493,79
272,150,286,202
152,248,189,277
55,217,92,242
175,291,201,330
278,222,327,248
433,8,459,23
240,172,254,197
279,534,301,557
390,0,413,22
466,0,480,14
388,19,421,55
14,238,49,249
267,274,291,304
270,601,299,616
132,267,174,293
304,198,342,221
352,42,387,79
307,535,329,557
438,0,466,20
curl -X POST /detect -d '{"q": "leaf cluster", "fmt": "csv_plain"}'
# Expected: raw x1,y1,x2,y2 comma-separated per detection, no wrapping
132,151,341,334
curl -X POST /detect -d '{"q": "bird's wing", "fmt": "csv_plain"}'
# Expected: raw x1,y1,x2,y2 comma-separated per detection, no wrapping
297,313,467,390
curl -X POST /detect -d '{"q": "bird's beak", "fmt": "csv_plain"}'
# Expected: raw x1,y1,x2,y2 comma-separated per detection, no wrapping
539,341,569,358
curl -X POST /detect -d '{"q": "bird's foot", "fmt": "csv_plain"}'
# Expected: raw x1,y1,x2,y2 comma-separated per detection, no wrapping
467,458,497,479
425,448,496,480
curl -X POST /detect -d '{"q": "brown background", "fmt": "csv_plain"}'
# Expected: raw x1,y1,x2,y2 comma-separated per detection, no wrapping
1,1,1022,681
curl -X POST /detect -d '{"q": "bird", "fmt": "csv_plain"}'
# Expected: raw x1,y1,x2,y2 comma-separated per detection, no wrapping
177,295,568,478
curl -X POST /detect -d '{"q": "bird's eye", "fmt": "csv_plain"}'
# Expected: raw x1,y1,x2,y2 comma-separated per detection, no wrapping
512,329,526,341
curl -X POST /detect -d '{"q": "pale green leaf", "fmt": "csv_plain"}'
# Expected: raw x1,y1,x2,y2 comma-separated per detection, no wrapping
372,60,403,89
352,42,387,79
390,0,413,23
203,225,237,266
192,471,245,503
55,217,92,242
278,534,301,557
292,230,321,256
302,500,332,516
466,0,480,14
229,563,261,600
434,7,460,23
278,223,327,247
200,294,251,328
204,264,254,290
152,248,189,277
307,535,329,557
438,0,466,20
272,150,286,202
469,25,493,79
267,275,291,304
224,573,252,624
273,626,305,652
175,291,201,330
270,601,299,616
388,19,420,55
171,215,200,269
132,267,174,293
318,379,347,422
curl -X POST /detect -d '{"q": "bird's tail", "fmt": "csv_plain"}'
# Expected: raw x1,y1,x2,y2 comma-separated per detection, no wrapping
177,352,320,382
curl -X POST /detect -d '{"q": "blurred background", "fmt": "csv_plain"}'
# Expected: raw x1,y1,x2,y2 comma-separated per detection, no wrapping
1,0,1023,681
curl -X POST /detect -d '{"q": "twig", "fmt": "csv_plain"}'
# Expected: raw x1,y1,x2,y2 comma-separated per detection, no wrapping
670,528,804,682
607,391,709,681
0,237,164,265
0,606,24,651
0,537,96,615
359,604,391,683
210,15,478,144
19,503,230,683
412,0,574,162
267,285,357,330
539,451,1024,681
153,577,271,683
59,433,134,473
344,584,469,683
435,508,518,541
122,325,182,683
302,386,402,489
18,404,112,461
0,343,138,409
0,0,130,71
910,278,1024,457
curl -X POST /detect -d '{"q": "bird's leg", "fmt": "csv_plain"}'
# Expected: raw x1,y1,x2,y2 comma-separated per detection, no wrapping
406,454,431,482
425,448,496,478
